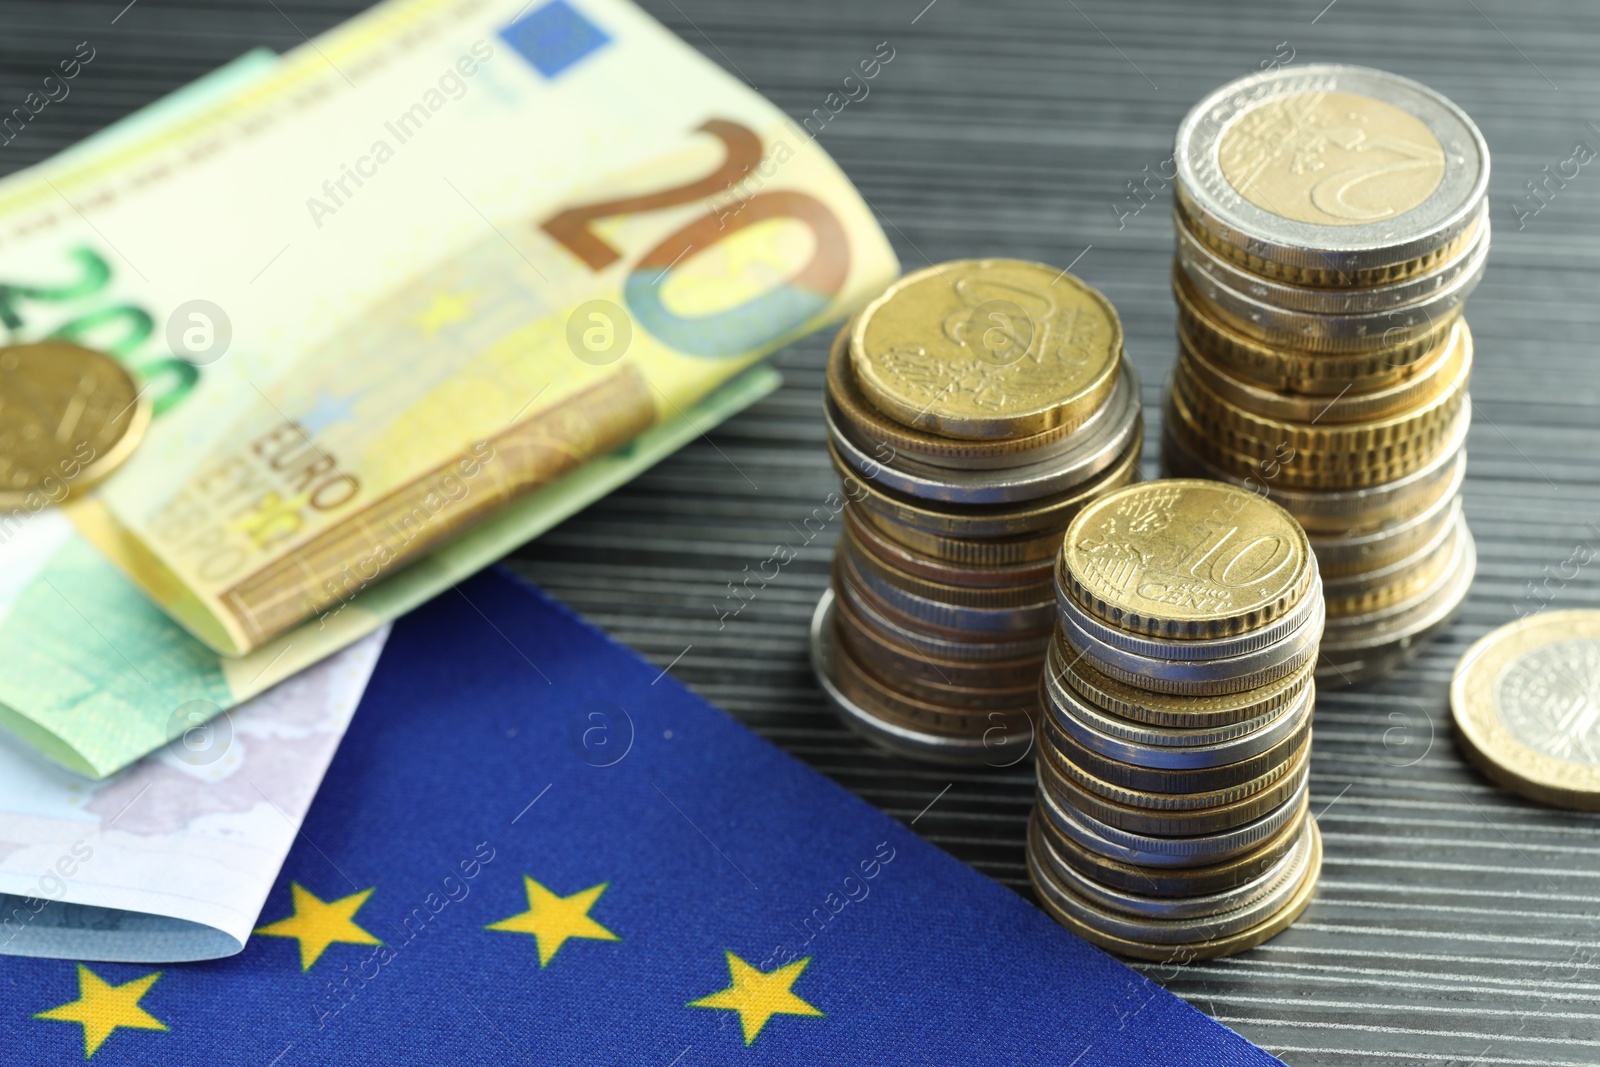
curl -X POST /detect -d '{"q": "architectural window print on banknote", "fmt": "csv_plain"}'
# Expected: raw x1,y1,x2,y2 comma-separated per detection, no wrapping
0,0,897,779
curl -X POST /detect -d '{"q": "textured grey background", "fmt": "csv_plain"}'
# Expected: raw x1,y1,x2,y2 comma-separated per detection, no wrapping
5,0,1600,1063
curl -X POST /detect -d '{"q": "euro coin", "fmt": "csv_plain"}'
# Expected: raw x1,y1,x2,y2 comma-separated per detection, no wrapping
842,504,1054,588
1173,65,1489,282
825,320,1090,469
1175,319,1471,428
1060,478,1316,640
1029,813,1322,961
1174,268,1456,392
1057,647,1315,729
1037,792,1309,898
850,259,1124,439
0,341,150,506
1161,408,1469,536
1452,611,1600,811
1173,203,1490,317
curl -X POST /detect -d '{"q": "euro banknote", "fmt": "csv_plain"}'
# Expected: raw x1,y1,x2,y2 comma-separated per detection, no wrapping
0,628,387,963
60,0,895,656
0,0,893,777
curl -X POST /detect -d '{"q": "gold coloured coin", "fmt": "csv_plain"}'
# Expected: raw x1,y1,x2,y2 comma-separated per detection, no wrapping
1165,382,1463,491
832,633,1037,737
1172,345,1469,484
1452,611,1600,811
1178,319,1469,427
827,320,1086,467
1177,197,1485,289
851,502,1066,567
1060,478,1314,639
842,504,1054,588
1058,648,1315,729
0,341,150,506
850,260,1123,440
1160,407,1468,535
1218,92,1445,228
1046,722,1311,814
1042,735,1310,831
1174,269,1455,393
844,521,1054,610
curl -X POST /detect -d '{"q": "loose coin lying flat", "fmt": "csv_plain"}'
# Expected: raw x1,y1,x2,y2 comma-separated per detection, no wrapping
1452,611,1600,810
0,341,150,505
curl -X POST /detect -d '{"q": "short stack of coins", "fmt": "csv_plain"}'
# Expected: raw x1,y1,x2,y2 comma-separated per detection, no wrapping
809,258,1143,764
1028,479,1324,960
1160,64,1487,684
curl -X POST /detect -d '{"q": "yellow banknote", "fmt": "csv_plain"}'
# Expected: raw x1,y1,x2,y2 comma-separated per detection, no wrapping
17,0,897,654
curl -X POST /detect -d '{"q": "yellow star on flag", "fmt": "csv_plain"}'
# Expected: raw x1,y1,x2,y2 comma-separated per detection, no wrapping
35,964,168,1059
255,883,381,970
413,290,475,337
688,951,824,1045
485,875,619,966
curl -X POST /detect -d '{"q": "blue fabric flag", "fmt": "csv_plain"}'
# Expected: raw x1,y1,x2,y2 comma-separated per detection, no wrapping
1,568,1279,1065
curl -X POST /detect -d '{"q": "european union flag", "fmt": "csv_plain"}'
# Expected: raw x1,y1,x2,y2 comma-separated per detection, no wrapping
1,569,1278,1064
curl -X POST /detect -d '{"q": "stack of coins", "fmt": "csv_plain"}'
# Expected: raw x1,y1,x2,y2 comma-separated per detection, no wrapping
1028,479,1324,960
809,259,1143,764
1160,64,1487,684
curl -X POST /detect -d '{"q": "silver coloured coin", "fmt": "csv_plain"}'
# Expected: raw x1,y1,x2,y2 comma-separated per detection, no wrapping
1060,591,1326,695
841,549,1055,635
1031,810,1313,923
809,590,1013,765
1173,204,1490,316
1308,464,1463,577
1325,512,1468,625
1174,231,1484,347
1043,652,1313,769
1037,765,1310,866
1174,64,1489,277
825,359,1141,502
1321,494,1461,602
835,573,1052,662
1044,638,1312,748
1318,522,1476,685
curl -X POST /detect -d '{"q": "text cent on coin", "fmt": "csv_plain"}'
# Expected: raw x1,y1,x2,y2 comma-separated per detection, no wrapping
1061,478,1315,640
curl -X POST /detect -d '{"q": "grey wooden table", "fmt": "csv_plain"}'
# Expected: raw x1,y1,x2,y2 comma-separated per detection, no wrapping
6,0,1599,1062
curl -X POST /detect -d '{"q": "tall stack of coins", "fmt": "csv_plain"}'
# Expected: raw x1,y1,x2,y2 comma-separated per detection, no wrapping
1028,479,1324,960
809,259,1143,764
1160,65,1487,684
